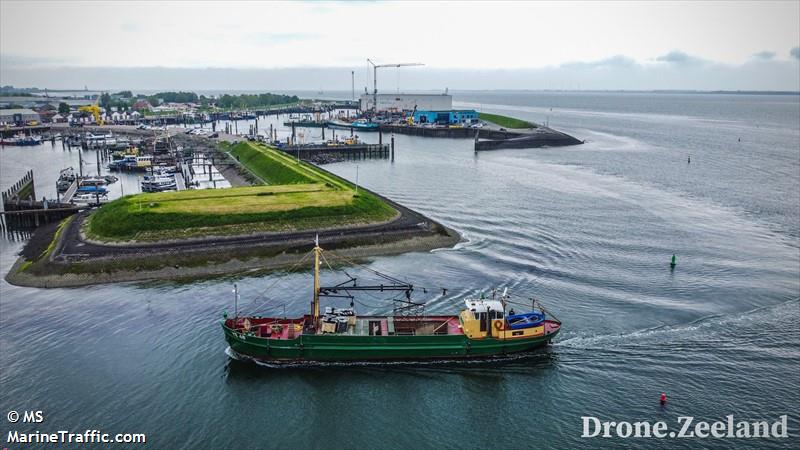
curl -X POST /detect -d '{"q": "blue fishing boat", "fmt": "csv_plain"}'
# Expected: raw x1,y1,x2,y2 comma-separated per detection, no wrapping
77,185,108,195
350,119,379,130
327,119,379,130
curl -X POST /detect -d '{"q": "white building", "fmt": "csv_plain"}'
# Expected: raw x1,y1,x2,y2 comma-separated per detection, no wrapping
360,93,452,113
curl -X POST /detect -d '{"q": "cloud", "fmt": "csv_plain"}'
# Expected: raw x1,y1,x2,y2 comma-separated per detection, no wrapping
751,51,775,60
655,50,708,65
562,55,637,69
791,47,800,60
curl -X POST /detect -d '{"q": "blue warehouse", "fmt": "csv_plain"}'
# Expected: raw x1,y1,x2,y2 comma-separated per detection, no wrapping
412,109,478,125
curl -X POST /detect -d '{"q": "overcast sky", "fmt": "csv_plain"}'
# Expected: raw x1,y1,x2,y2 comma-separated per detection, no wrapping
1,0,798,91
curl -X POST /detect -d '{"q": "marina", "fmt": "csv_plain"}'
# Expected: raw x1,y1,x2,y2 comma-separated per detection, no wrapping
1,1,798,448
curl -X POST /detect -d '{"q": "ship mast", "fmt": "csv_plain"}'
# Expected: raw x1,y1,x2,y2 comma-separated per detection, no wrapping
312,235,321,325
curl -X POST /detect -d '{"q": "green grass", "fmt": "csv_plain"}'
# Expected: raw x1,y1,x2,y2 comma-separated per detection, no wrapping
18,215,72,274
229,141,314,185
86,142,396,241
40,216,71,260
479,112,537,129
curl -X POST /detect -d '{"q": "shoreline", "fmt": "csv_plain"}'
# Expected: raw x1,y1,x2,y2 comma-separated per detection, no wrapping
5,226,460,288
5,179,461,288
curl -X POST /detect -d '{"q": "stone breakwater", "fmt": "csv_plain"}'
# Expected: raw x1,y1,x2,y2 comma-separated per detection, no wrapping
376,124,583,150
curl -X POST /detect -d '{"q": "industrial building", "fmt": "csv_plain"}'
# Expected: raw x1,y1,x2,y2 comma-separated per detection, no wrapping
0,108,41,126
360,93,452,113
0,96,95,109
412,109,478,125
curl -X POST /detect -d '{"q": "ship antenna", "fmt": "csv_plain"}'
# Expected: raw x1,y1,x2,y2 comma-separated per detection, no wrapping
233,283,239,321
312,235,322,329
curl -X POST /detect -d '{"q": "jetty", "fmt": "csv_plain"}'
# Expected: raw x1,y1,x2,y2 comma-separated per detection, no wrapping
1,170,80,230
376,124,583,150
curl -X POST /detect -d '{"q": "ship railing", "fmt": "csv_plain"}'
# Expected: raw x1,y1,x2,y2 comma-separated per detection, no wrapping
534,299,560,324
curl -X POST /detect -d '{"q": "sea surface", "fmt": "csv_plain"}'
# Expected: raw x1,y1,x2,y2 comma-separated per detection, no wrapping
1,92,798,449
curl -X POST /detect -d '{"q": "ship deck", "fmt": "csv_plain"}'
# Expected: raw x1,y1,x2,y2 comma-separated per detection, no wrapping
227,315,464,340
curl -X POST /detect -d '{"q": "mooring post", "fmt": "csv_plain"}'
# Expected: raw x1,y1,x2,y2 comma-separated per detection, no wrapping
379,131,382,145
322,125,325,140
391,134,395,162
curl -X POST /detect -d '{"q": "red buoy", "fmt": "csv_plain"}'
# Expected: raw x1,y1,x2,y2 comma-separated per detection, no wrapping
660,393,667,404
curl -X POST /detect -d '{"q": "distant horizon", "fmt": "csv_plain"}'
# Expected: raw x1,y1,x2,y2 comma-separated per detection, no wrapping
2,87,799,97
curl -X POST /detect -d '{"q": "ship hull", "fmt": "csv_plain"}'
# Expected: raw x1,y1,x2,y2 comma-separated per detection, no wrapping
222,321,559,363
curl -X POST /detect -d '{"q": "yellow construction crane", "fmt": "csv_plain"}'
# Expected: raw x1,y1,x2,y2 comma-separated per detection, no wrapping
78,94,104,126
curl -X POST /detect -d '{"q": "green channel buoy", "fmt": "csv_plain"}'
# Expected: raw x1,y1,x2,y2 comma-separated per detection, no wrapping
670,254,677,267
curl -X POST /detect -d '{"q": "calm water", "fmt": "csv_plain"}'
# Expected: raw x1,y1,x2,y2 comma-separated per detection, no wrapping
1,92,798,449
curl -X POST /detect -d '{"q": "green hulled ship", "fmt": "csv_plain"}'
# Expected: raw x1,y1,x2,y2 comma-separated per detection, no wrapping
222,239,561,363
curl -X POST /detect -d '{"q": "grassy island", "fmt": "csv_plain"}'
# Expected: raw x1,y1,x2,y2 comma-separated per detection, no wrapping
87,142,397,241
479,112,537,129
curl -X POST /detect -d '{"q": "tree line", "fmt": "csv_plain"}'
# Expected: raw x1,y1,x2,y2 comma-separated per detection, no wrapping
210,93,300,109
109,91,299,110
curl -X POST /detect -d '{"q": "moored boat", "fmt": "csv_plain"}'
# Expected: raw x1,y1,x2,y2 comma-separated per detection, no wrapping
57,167,77,192
0,134,43,146
327,119,379,130
108,155,153,171
222,239,561,364
141,172,177,192
71,192,109,206
76,185,108,195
